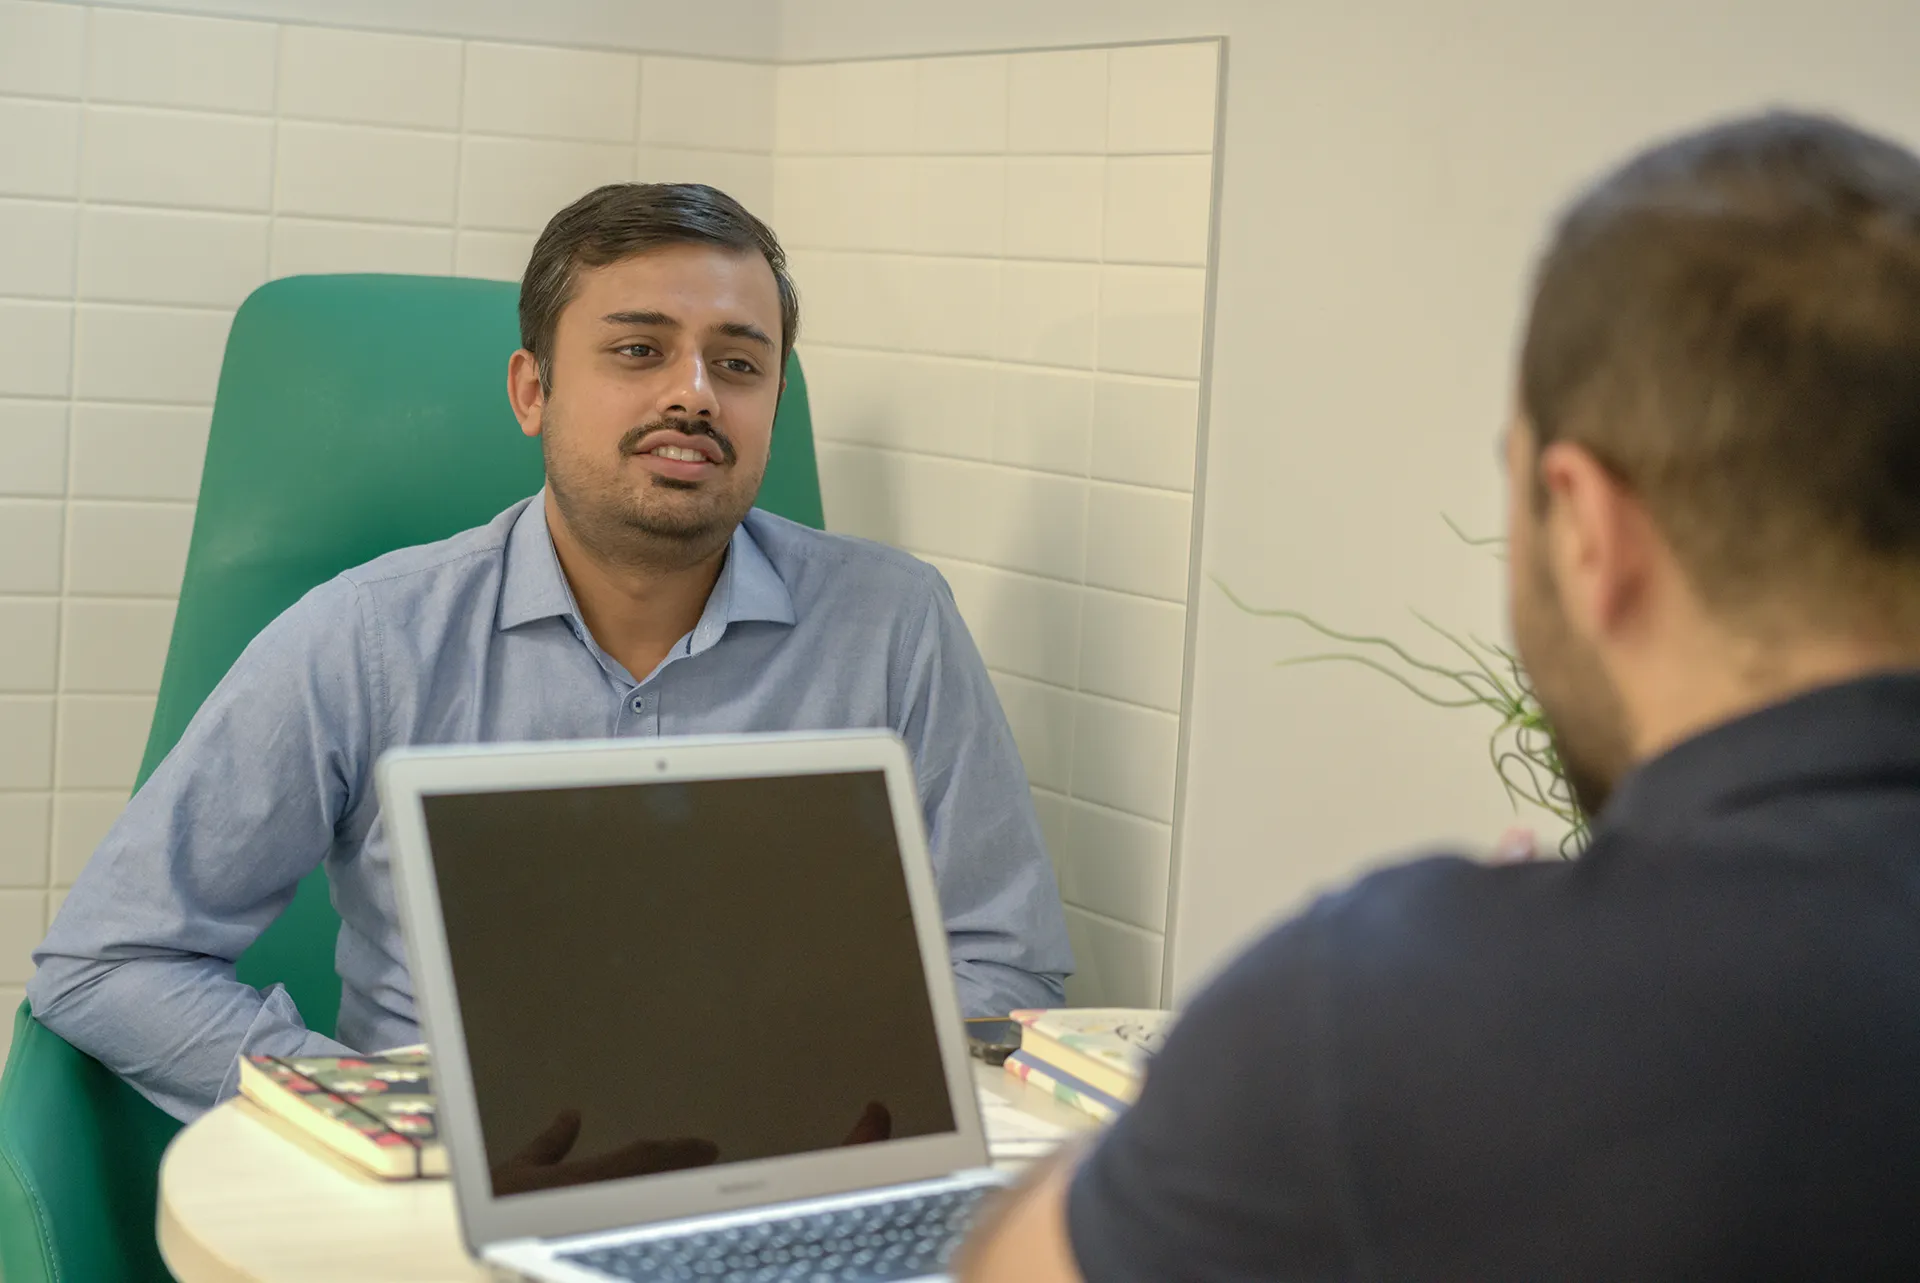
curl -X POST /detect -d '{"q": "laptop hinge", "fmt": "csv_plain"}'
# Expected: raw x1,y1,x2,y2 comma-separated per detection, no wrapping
534,1168,1008,1256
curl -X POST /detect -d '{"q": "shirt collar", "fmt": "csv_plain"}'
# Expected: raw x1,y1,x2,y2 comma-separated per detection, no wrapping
1597,668,1920,844
497,494,797,638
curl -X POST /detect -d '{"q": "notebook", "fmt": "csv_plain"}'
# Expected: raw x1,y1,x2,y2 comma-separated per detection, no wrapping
378,730,1008,1282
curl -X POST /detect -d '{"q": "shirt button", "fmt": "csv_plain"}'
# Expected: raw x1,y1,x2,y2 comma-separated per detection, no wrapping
631,696,645,712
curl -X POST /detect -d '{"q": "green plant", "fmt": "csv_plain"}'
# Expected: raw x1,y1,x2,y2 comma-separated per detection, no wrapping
1216,519,1588,857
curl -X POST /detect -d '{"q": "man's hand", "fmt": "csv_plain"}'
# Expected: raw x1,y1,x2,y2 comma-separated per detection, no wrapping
954,1142,1088,1283
1489,825,1539,864
491,1110,720,1195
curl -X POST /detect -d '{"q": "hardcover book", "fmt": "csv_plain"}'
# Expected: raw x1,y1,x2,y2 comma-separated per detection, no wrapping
236,1046,445,1180
1002,1051,1124,1123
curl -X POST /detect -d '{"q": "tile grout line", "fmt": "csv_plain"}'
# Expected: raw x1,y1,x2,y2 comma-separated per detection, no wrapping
629,52,644,184
897,559,1194,618
0,91,793,156
8,10,785,73
2,392,212,410
0,195,519,234
1063,902,1163,942
895,543,1189,607
44,4,99,901
3,297,249,317
451,38,470,268
1029,784,1176,834
797,337,1197,382
0,593,184,605
988,665,1180,722
786,243,1207,269
1008,61,1076,867
788,339,1201,380
816,439,1196,499
1062,86,1108,837
265,21,284,277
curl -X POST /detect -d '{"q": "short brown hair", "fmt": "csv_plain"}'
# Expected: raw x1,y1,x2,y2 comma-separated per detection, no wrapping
1519,111,1920,634
519,182,800,391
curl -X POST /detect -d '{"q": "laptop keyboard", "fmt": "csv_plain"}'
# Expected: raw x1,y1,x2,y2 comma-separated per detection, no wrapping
560,1184,992,1281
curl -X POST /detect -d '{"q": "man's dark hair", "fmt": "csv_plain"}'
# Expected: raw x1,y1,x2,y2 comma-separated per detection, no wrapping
1520,110,1920,635
520,182,800,392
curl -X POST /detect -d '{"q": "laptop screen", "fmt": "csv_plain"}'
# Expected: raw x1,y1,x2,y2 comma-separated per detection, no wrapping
419,768,959,1199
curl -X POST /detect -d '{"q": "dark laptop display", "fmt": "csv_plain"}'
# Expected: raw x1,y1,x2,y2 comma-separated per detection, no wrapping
419,769,958,1198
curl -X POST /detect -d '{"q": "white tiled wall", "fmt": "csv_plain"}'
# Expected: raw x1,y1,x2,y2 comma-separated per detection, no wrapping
0,0,776,1068
783,43,1219,1009
0,4,1216,1061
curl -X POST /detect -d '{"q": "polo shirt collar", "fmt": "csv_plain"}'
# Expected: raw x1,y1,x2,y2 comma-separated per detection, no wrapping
1598,668,1920,844
497,493,797,640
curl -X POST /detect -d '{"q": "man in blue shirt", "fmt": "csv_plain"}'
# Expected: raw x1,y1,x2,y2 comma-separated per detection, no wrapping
30,183,1072,1123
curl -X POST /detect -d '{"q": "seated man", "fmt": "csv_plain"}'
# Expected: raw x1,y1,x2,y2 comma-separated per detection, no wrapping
29,183,1071,1122
962,111,1920,1279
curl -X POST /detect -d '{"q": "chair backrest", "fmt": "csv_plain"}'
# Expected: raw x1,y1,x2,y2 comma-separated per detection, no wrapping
0,274,824,1283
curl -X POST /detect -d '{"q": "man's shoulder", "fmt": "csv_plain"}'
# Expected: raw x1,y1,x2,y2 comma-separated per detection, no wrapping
331,500,527,597
1316,850,1566,948
238,502,526,664
1212,853,1570,1008
743,509,946,610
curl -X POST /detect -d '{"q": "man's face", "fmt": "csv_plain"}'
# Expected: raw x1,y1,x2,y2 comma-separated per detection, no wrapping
1505,420,1634,819
529,243,784,564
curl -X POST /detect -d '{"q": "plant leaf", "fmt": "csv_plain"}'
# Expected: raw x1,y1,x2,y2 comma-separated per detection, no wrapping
1442,513,1507,550
1215,580,1491,703
1272,653,1487,709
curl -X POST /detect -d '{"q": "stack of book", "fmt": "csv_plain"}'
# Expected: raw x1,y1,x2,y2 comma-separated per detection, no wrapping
1002,1008,1174,1123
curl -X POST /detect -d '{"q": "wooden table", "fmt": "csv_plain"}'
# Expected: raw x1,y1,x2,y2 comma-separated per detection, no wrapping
159,1063,1098,1283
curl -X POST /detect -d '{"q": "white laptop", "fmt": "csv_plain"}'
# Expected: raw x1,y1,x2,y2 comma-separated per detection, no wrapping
377,730,1011,1283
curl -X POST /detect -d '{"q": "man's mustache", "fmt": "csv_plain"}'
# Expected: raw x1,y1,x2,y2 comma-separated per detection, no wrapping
619,418,736,466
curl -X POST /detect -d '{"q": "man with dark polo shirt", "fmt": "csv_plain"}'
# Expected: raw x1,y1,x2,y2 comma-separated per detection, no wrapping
960,111,1920,1279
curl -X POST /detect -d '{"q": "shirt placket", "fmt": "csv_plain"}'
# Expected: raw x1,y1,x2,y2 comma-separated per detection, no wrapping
617,683,661,737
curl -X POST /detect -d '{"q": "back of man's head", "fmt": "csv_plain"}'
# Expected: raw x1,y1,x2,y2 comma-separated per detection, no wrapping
1521,111,1920,641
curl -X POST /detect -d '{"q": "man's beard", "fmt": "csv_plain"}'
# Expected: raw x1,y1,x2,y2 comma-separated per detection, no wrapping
543,411,763,569
1512,537,1635,821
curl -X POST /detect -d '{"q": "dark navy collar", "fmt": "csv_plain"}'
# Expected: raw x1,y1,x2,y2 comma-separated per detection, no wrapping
1598,669,1920,843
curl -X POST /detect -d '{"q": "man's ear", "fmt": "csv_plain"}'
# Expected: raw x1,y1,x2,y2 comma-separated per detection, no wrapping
1538,440,1653,639
507,349,546,439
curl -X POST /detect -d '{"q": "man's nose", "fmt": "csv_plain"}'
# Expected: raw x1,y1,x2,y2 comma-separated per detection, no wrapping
661,350,718,419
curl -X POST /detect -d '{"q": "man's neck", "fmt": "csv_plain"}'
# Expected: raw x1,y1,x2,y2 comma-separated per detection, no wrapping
543,491,729,682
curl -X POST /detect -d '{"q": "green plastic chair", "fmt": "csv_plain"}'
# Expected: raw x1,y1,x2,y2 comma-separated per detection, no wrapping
0,274,823,1283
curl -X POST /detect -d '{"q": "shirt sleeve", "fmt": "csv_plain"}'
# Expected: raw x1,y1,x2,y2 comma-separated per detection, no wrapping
27,577,375,1121
893,570,1073,1017
1065,903,1364,1281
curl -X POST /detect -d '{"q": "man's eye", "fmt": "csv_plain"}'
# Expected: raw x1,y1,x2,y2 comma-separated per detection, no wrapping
617,344,656,358
720,359,758,375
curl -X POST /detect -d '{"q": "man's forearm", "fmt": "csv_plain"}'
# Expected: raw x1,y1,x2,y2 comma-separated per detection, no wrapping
956,1141,1089,1283
27,951,349,1121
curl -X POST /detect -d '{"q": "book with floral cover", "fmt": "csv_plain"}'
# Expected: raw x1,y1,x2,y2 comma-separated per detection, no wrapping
236,1045,445,1179
1008,1008,1175,1102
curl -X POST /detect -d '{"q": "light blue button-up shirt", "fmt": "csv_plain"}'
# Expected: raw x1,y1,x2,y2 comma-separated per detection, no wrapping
29,496,1072,1121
